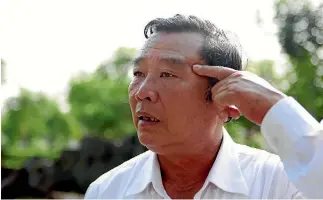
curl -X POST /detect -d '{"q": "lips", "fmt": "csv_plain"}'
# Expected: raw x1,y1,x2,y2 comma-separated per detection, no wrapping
136,112,160,122
139,116,160,122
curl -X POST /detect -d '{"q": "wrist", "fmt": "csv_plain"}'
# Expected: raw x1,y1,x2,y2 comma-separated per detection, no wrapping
269,92,287,107
260,92,287,124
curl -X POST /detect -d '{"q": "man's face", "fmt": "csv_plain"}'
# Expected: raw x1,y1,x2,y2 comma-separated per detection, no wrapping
128,32,221,155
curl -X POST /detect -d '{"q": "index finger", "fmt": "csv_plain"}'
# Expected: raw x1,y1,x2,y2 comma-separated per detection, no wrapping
192,65,237,80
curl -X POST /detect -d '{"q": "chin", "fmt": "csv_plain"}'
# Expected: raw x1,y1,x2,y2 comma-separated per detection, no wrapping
137,130,154,145
137,132,169,155
144,145,172,156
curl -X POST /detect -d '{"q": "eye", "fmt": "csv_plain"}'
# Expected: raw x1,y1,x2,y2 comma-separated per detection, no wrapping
160,72,175,78
133,71,144,77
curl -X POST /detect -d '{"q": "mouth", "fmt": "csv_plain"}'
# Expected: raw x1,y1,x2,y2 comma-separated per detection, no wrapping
138,115,160,122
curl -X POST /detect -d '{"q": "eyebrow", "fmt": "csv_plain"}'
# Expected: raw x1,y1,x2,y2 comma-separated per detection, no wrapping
132,55,186,66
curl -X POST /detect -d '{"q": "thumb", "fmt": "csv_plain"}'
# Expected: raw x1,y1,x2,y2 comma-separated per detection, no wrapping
193,65,237,80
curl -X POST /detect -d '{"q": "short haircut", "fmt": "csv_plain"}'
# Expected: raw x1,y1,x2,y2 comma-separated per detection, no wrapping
144,14,243,71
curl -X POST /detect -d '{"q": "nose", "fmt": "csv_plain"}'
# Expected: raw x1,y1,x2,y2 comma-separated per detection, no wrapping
135,78,158,103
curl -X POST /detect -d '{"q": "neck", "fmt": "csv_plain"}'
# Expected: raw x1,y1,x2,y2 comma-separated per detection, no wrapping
158,129,223,186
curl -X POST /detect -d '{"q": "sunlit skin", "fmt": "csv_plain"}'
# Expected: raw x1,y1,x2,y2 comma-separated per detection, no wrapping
128,32,227,198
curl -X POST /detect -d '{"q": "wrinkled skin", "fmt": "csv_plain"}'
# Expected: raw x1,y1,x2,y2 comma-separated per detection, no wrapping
128,32,224,156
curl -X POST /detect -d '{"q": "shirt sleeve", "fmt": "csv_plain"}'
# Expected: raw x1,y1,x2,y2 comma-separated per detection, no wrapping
261,96,323,199
84,182,99,199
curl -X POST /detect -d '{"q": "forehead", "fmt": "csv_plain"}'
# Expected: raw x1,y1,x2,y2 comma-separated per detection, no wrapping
136,32,204,66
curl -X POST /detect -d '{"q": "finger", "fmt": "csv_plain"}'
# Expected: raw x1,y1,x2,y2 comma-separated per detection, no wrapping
212,89,236,107
210,77,232,97
193,65,237,80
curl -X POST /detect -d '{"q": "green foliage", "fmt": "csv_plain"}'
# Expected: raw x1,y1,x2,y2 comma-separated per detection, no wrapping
275,0,323,120
67,47,137,139
1,88,81,168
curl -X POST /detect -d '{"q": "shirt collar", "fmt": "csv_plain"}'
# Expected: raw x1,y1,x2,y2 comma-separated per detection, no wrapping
125,128,249,197
124,151,167,197
206,128,249,196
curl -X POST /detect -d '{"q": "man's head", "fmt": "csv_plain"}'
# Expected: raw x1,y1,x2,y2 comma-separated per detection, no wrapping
128,14,243,155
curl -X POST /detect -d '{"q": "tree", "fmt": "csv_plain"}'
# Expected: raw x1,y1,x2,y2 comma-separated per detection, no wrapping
1,88,81,168
275,0,323,121
67,47,137,139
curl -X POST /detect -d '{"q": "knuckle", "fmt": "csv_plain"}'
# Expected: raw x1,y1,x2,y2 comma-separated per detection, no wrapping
231,71,242,78
227,84,238,93
230,79,240,85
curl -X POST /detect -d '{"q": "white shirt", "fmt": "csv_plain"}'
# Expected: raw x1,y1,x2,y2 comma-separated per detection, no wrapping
84,97,322,199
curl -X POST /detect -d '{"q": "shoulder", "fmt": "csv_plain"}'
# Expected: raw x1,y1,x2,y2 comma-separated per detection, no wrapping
235,143,281,169
84,150,153,199
235,144,282,186
234,144,301,198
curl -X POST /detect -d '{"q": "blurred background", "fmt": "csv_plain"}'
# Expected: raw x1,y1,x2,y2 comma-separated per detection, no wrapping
1,0,322,198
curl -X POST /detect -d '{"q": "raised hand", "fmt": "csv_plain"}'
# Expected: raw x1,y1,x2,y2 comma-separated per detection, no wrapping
193,65,286,125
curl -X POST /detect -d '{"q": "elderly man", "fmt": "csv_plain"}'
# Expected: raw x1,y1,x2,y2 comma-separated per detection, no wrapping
85,14,323,199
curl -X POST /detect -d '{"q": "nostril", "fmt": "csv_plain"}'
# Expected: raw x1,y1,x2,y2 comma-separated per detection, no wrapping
135,89,157,102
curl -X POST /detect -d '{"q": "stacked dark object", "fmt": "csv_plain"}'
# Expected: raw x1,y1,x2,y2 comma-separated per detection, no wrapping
1,135,147,199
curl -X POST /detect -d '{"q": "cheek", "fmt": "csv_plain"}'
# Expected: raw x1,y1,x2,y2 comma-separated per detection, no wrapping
161,81,207,116
160,82,192,99
128,78,141,95
170,80,210,112
128,83,138,107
